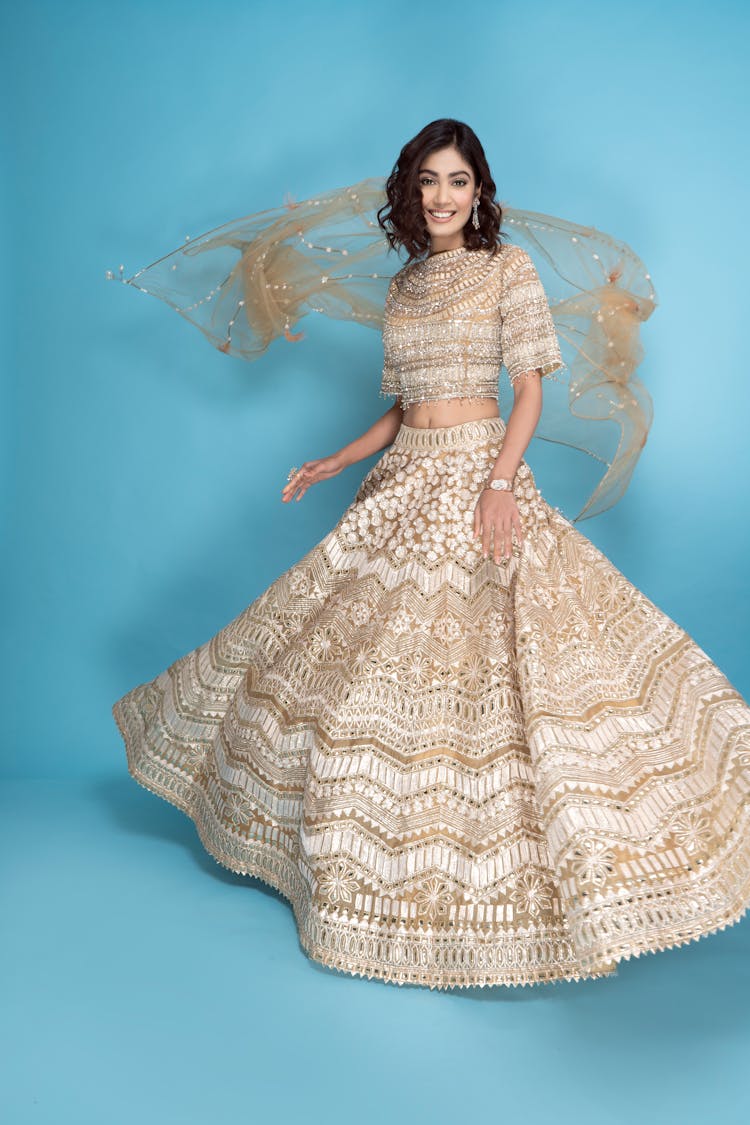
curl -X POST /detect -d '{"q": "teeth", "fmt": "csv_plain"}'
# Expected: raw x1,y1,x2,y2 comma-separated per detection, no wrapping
430,211,455,217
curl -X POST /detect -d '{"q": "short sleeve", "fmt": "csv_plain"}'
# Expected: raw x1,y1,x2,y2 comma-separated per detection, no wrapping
499,245,564,385
379,274,401,398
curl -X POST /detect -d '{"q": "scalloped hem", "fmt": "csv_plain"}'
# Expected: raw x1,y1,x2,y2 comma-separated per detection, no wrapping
116,703,750,992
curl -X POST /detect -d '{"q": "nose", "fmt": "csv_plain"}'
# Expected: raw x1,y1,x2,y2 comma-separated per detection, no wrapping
428,188,455,208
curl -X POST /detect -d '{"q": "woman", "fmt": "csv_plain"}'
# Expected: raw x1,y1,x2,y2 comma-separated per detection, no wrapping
113,119,750,990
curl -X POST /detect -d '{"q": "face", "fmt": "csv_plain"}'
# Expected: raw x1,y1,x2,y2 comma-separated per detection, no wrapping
418,144,480,250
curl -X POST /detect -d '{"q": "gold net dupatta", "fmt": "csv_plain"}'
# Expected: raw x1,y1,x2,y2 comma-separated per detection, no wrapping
107,176,657,521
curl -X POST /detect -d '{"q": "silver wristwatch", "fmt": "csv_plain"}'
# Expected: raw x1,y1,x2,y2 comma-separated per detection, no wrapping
485,478,514,492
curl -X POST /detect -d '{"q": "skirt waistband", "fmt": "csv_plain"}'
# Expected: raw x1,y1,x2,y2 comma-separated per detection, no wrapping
393,416,506,451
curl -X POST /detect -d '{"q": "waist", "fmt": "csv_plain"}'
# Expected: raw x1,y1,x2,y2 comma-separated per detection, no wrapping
401,395,500,428
393,416,506,451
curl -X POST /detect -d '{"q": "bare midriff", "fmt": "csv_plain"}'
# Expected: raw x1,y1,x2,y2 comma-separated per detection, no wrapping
401,397,500,429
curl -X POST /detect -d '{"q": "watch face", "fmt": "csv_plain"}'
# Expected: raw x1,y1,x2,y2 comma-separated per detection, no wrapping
491,480,511,491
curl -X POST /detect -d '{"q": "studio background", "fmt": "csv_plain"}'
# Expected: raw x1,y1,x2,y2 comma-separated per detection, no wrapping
2,1,749,1124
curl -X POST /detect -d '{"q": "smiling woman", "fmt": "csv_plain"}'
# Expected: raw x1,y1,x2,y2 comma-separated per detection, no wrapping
419,156,477,242
112,118,750,990
378,118,504,260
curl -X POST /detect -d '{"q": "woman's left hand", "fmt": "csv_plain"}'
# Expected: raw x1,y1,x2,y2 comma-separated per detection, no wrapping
473,489,524,563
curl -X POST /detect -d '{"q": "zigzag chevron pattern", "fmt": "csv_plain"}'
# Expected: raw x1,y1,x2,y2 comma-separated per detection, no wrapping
113,418,750,988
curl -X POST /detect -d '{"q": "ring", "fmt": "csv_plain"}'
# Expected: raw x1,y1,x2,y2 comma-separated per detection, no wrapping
287,466,300,482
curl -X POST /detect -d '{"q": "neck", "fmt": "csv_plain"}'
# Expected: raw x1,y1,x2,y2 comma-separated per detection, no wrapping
427,243,470,257
426,244,468,260
428,236,466,257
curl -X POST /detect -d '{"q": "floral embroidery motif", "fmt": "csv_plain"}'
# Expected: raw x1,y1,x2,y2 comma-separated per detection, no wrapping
389,607,415,637
432,612,463,648
569,839,617,888
318,860,359,906
415,877,455,920
401,653,432,686
349,601,373,628
138,683,161,723
669,810,713,855
225,790,256,827
510,871,553,918
288,570,311,597
114,416,750,990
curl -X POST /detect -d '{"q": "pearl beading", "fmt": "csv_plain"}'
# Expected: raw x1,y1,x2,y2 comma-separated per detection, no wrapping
380,243,564,409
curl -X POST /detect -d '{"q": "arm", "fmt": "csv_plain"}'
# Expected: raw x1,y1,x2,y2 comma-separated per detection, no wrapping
284,271,404,503
281,399,403,503
472,372,542,561
334,398,404,469
488,372,542,482
475,245,563,561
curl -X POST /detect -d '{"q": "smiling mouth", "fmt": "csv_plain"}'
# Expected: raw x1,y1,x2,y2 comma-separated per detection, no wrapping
427,210,457,221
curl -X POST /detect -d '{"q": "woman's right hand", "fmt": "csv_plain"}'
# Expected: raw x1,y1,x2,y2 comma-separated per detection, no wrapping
281,454,345,503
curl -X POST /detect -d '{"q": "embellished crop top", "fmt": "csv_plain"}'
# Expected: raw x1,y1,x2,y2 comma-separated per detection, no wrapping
380,241,564,408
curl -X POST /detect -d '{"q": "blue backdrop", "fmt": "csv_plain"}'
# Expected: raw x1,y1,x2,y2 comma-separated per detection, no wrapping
3,0,749,779
2,2,750,1123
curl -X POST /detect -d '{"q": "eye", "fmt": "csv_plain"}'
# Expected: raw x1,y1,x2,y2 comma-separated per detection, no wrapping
419,177,469,188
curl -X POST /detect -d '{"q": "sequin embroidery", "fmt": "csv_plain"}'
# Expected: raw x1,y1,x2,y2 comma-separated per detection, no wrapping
380,242,564,408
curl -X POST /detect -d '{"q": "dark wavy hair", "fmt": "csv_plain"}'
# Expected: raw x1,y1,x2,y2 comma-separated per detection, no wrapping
377,119,505,262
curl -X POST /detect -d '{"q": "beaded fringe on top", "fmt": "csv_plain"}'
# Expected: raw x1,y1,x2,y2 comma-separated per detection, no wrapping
113,418,750,989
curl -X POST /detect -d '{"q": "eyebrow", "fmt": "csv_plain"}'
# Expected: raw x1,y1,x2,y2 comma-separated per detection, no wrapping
418,167,471,177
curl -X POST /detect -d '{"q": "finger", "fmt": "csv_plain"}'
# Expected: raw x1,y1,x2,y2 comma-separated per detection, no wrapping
489,518,498,563
497,520,509,562
493,519,507,562
282,464,306,496
295,471,314,501
482,520,492,560
512,513,524,547
284,472,308,502
504,519,513,558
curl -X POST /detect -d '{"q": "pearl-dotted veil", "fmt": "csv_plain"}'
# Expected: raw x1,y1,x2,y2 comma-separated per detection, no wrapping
107,177,657,521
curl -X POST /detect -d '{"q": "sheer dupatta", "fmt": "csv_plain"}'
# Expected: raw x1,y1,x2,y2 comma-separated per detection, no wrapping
107,177,657,521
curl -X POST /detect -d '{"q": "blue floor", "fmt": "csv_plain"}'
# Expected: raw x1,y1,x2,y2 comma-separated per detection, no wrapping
3,774,750,1125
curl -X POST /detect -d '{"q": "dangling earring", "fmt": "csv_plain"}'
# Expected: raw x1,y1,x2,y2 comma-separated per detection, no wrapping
471,196,480,230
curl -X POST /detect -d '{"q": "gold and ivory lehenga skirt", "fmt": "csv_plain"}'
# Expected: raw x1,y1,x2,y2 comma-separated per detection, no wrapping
113,416,750,989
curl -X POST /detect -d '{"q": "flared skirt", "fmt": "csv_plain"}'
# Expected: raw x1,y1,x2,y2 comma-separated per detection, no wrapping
113,417,750,989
